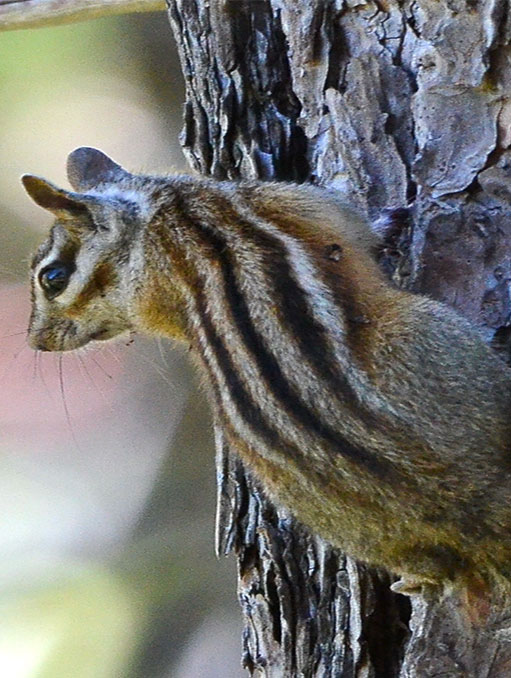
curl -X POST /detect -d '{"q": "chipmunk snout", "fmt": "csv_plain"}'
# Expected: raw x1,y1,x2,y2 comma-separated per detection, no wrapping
27,318,86,352
28,327,60,352
32,340,51,352
27,332,52,352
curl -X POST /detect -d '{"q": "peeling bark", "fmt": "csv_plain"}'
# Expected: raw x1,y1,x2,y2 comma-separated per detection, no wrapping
167,1,511,675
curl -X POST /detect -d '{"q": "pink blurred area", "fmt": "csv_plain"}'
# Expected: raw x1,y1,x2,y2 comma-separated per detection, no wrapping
0,14,244,675
1,283,124,439
0,280,192,556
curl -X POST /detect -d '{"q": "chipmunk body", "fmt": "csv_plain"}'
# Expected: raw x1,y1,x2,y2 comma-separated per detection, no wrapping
22,148,511,590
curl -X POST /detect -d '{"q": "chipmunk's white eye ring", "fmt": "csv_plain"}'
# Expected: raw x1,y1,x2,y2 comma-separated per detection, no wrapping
38,262,73,299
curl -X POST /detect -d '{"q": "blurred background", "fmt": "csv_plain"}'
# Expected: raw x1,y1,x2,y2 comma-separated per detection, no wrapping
0,12,243,678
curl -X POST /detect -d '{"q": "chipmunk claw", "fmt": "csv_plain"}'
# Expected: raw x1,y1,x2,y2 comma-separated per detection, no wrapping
391,577,429,596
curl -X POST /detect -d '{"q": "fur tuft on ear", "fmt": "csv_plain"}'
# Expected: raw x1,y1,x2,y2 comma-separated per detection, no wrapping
21,175,89,215
66,147,131,191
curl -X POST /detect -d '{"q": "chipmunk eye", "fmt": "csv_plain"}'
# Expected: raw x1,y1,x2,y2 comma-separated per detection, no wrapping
38,262,72,299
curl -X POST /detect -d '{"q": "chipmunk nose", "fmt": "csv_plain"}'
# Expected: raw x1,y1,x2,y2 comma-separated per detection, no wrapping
27,332,51,352
35,343,51,352
30,339,51,352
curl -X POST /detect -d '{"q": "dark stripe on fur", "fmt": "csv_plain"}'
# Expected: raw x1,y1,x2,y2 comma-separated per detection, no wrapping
172,194,398,481
193,283,306,462
212,194,397,437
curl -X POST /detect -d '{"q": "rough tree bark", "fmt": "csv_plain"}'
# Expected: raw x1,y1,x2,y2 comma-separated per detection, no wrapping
167,2,511,676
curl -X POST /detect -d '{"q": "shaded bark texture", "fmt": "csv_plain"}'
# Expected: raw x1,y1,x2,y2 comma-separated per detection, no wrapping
167,1,511,675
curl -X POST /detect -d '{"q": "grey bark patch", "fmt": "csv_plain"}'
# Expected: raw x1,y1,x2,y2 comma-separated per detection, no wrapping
168,0,511,675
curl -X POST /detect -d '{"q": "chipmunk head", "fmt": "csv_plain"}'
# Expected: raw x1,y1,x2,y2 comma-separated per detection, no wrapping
22,147,151,351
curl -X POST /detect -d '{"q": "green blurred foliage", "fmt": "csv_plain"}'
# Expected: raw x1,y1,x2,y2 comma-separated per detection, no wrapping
0,12,184,281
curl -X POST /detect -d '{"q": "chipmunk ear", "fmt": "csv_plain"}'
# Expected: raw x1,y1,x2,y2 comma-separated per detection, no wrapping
21,175,90,215
67,147,131,191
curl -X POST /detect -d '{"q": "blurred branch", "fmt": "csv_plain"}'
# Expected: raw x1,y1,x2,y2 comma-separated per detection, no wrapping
0,0,165,31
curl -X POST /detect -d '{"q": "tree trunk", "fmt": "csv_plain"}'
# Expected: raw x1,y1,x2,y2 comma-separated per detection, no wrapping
167,1,511,675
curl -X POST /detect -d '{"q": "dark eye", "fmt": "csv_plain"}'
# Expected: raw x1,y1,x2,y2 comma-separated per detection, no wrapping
38,263,72,299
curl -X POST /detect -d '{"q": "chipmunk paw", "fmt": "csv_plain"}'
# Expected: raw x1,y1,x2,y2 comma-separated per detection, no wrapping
390,577,435,596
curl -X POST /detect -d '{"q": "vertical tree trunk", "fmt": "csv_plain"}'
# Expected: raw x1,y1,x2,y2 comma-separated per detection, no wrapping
167,1,511,675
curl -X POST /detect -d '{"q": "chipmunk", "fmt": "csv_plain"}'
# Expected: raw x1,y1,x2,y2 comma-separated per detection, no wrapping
21,147,511,594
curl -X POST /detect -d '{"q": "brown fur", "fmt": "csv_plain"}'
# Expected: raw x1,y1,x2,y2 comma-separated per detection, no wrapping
22,148,511,595
66,262,116,317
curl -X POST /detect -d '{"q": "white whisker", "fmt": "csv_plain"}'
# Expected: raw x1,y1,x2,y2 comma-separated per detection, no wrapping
57,353,83,453
75,352,115,415
156,336,171,369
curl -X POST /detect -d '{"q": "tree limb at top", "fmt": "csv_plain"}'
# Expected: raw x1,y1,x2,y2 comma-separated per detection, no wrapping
0,0,165,31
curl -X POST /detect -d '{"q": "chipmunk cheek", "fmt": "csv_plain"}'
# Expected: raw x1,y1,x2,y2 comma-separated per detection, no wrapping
62,262,117,319
89,326,124,342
